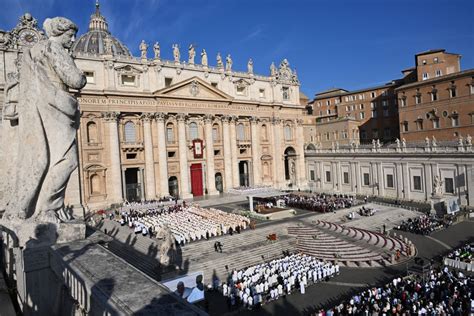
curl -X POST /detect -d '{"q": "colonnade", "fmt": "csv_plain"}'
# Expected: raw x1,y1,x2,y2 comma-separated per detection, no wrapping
99,112,307,202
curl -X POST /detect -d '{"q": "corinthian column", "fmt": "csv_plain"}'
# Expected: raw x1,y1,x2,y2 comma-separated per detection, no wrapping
141,113,156,200
204,114,218,195
155,113,169,197
102,112,123,203
272,117,283,188
250,116,261,185
295,119,307,189
221,116,233,191
177,113,192,199
229,116,239,187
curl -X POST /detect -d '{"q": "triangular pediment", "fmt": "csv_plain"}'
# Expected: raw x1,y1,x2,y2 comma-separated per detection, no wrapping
154,76,233,101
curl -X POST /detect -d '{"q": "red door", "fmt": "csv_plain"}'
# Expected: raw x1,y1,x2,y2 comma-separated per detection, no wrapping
190,163,203,196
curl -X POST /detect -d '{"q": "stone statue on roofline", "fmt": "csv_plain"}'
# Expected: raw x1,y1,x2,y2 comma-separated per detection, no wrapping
172,43,180,62
139,39,148,59
225,54,232,71
466,134,472,146
432,136,437,147
188,44,195,64
216,52,223,68
247,58,253,74
153,42,160,60
201,49,208,66
0,17,86,224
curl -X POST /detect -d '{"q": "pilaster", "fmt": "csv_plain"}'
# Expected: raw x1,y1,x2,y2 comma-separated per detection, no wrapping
102,112,123,203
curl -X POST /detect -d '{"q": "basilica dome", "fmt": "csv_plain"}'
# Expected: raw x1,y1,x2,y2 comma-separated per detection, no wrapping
72,2,131,57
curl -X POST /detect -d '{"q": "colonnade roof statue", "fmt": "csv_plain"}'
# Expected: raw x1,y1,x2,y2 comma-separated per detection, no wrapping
0,16,86,225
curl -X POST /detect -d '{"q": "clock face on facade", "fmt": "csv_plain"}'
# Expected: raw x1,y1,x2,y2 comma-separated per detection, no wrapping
18,29,39,46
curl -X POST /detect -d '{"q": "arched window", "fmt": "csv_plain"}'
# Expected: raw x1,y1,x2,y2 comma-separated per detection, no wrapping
284,125,292,141
212,123,220,142
263,161,270,178
237,123,245,141
124,121,136,143
87,121,98,143
261,124,268,141
188,122,198,140
90,174,100,194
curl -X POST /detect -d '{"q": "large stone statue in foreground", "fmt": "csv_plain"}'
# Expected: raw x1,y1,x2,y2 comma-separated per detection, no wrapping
0,17,86,225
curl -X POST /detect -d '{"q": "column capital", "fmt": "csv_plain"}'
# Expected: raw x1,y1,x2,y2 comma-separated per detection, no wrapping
203,114,214,124
229,115,238,124
272,117,282,125
155,112,167,122
220,115,231,123
250,116,259,124
140,112,155,122
295,118,304,125
176,113,188,122
102,111,120,122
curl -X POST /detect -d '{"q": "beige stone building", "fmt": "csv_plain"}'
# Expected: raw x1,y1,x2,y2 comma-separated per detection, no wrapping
0,7,311,209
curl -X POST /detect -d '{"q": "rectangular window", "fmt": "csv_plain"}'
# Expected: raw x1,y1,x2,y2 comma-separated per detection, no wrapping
214,150,221,156
431,91,438,101
325,171,331,182
121,74,136,86
310,170,315,181
84,71,95,84
450,88,456,98
165,77,173,87
422,73,429,80
167,151,176,158
236,86,246,95
451,116,459,127
434,57,439,63
386,174,394,188
326,100,331,106
401,98,407,107
413,176,422,190
212,127,218,141
370,102,376,109
383,109,389,117
360,130,367,139
435,69,442,77
360,104,364,110
259,89,265,98
382,100,388,107
282,87,289,100
415,94,422,104
371,92,376,98
402,122,409,132
371,110,377,118
445,177,454,194
343,172,349,184
416,120,424,130
433,119,440,129
166,127,174,143
360,112,365,119
363,173,370,186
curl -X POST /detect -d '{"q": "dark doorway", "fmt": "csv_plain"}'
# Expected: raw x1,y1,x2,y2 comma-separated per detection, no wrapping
215,172,223,193
190,163,204,196
168,176,179,198
125,168,141,202
239,161,249,187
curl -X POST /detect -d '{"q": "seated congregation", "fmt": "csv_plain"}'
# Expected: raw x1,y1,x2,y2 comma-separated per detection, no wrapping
267,193,355,213
115,204,250,245
325,266,471,315
395,214,446,235
221,253,340,309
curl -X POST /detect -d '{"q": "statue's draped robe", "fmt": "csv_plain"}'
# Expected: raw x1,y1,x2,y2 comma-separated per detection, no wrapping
1,40,85,219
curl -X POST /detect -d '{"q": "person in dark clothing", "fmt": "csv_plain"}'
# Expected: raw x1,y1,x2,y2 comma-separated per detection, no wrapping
229,227,233,236
214,241,218,252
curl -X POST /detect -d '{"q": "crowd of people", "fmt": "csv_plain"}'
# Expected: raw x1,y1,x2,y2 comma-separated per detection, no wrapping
115,204,250,245
221,253,340,310
276,193,355,213
446,243,473,263
323,266,472,315
395,214,445,235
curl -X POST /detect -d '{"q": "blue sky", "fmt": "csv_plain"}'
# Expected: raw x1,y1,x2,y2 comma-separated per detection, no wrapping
1,0,473,97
